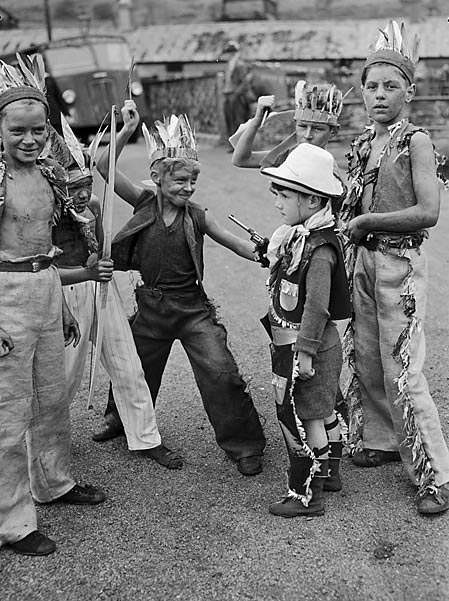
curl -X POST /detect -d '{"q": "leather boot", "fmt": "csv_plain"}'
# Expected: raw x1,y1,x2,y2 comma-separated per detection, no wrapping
92,383,124,442
324,440,342,492
269,457,329,518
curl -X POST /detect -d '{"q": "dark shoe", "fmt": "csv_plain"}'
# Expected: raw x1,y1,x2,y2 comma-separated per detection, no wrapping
92,421,124,442
50,484,106,505
140,444,183,470
9,531,56,556
417,484,449,515
352,449,401,468
323,441,343,492
269,495,325,518
237,455,263,476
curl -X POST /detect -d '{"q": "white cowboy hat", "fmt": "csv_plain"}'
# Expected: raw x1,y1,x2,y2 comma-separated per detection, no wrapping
260,143,343,198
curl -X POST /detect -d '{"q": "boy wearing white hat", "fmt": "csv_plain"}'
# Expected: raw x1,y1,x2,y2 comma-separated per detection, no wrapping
260,143,351,517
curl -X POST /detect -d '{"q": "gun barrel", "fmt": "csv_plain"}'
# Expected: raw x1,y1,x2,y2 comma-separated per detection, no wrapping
228,214,251,233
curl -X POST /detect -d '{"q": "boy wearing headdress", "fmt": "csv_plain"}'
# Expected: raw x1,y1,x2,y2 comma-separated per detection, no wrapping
259,143,351,517
340,21,449,514
51,117,182,469
96,100,266,477
0,64,105,557
230,80,343,169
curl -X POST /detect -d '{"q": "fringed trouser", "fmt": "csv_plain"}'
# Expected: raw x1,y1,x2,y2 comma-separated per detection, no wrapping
352,246,449,487
132,286,266,460
0,267,75,546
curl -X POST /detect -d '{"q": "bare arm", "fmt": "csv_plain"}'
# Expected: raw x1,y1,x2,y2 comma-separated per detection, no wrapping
96,100,143,208
58,259,114,285
346,132,440,243
205,211,259,262
231,95,275,168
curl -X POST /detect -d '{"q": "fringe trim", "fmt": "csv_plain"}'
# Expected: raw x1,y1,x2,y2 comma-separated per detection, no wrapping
392,255,435,494
287,352,321,506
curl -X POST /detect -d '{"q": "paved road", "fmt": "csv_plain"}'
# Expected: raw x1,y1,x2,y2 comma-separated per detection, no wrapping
2,140,449,601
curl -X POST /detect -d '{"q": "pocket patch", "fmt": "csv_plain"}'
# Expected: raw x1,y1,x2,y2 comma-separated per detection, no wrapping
279,279,298,312
272,372,288,405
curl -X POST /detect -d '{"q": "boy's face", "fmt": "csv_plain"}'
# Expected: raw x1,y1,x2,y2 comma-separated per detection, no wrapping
67,178,93,213
294,119,335,149
271,187,316,226
362,64,415,125
0,101,48,165
158,164,199,208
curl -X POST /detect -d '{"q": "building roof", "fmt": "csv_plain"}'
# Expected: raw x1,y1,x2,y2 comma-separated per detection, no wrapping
0,18,447,63
125,18,449,62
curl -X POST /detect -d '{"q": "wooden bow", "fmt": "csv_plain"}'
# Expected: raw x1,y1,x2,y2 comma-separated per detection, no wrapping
87,106,118,409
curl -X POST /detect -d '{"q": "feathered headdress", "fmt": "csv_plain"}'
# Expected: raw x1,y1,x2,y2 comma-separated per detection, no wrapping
46,112,108,183
0,53,48,113
294,81,344,126
362,20,420,85
142,114,198,166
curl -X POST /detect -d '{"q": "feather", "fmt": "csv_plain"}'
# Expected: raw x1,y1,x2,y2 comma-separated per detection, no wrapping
142,122,158,160
88,113,109,170
29,53,46,92
167,114,178,140
126,55,135,100
47,123,73,168
294,80,306,108
61,113,86,173
154,120,170,147
16,53,41,90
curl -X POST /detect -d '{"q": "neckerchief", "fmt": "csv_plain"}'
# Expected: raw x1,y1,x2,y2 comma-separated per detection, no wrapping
269,202,335,276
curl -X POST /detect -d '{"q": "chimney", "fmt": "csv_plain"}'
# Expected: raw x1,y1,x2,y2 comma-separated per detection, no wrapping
117,0,134,32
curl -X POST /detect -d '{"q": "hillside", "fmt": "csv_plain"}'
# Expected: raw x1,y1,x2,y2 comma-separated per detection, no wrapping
2,0,447,30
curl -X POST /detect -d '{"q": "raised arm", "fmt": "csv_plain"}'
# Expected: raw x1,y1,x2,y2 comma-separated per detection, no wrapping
231,95,275,168
346,132,440,243
96,100,143,208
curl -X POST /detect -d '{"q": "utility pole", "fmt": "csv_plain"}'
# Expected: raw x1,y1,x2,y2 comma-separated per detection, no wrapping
43,0,52,41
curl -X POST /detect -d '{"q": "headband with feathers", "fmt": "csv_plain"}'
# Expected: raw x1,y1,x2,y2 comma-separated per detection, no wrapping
294,81,344,126
363,20,420,84
0,53,48,112
142,114,198,166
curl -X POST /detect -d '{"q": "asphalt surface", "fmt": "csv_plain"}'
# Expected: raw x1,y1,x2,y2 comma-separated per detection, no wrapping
1,140,449,601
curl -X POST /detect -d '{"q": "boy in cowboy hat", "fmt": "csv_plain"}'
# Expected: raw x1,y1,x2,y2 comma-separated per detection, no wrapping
260,143,351,517
340,20,449,515
232,81,350,491
95,100,267,477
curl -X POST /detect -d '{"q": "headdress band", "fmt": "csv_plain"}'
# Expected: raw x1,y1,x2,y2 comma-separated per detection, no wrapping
362,49,415,84
0,86,49,114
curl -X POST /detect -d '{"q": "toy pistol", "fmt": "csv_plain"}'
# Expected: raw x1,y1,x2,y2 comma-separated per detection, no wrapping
228,214,269,268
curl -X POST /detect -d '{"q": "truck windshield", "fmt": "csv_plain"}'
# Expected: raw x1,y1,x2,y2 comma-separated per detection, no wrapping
45,41,131,76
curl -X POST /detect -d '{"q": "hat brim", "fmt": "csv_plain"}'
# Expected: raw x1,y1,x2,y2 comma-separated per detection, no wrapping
261,167,342,198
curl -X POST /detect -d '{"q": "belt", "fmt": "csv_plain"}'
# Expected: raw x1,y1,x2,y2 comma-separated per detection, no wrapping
359,233,424,253
0,258,53,272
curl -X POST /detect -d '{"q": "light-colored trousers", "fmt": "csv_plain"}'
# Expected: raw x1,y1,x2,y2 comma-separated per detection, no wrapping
353,246,449,486
0,267,75,545
64,276,161,451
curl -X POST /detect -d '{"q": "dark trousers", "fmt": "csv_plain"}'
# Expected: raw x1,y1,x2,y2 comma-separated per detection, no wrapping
127,287,265,460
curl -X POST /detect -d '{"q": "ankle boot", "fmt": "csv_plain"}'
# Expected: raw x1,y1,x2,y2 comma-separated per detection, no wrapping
324,441,343,492
92,384,124,442
269,457,329,518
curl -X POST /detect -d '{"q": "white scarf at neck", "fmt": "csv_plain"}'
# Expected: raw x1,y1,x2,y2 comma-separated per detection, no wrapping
268,201,335,275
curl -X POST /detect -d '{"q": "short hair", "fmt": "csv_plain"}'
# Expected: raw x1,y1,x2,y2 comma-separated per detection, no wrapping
269,182,329,208
151,157,201,178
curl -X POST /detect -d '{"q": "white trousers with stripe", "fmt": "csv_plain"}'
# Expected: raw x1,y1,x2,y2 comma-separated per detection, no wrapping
64,276,161,451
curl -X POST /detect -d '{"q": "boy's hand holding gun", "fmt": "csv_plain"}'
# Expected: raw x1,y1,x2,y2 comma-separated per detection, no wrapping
228,214,269,268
